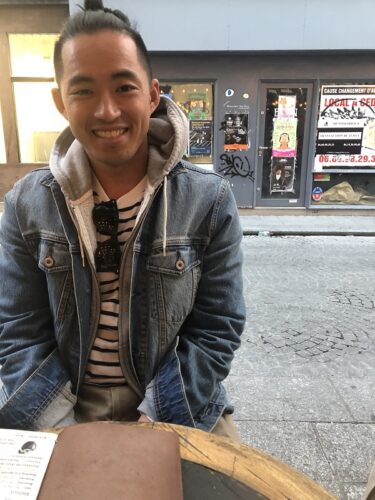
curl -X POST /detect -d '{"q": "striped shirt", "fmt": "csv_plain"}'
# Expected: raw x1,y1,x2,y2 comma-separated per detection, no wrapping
84,175,146,385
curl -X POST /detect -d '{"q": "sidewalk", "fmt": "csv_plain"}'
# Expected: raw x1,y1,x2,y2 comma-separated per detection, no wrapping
240,215,375,236
229,235,375,499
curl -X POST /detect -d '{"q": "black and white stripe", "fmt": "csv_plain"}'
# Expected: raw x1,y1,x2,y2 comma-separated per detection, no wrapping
84,177,146,385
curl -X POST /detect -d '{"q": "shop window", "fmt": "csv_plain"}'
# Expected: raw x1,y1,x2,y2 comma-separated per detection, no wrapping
0,105,6,163
312,172,375,205
312,83,375,206
8,34,66,163
159,82,214,166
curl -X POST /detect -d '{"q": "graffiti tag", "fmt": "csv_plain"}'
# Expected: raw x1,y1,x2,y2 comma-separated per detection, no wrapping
219,153,255,181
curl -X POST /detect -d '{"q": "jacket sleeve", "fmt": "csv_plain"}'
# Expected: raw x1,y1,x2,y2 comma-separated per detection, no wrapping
0,188,76,430
143,179,246,430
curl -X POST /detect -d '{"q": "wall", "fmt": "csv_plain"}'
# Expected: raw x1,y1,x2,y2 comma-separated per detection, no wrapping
70,0,375,51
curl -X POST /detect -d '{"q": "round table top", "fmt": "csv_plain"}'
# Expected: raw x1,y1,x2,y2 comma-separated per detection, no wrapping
140,422,336,500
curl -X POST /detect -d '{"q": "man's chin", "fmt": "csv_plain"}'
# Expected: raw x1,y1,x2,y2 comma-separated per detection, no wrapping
90,159,131,171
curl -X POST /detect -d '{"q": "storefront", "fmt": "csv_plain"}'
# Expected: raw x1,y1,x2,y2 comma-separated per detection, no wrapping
152,52,375,209
1,0,375,211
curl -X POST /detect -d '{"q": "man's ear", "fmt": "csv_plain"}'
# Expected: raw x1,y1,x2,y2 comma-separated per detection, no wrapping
149,79,160,114
51,87,67,119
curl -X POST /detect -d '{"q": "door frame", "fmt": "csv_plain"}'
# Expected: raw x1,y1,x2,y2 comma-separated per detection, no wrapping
255,81,314,207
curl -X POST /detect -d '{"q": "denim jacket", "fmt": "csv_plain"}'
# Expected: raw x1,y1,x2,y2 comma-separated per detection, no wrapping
0,97,245,431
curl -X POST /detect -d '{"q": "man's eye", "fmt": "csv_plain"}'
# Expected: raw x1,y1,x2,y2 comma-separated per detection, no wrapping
118,85,135,93
71,89,92,96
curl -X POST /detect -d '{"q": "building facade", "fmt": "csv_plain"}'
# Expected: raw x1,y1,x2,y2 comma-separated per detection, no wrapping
1,0,375,210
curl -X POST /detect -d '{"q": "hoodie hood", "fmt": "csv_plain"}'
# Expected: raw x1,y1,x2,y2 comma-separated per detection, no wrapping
48,95,189,266
49,95,189,203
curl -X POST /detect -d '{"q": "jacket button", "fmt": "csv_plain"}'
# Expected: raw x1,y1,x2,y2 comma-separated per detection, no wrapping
175,259,185,271
44,256,55,268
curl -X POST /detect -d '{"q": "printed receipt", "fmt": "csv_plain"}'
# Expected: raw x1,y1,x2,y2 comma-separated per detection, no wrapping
0,429,57,500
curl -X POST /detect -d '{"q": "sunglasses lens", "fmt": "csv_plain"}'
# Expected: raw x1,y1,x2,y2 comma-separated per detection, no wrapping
95,238,122,273
93,200,121,273
93,200,118,236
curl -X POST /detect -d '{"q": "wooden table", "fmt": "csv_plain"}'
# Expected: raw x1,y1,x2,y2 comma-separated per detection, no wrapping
140,422,336,500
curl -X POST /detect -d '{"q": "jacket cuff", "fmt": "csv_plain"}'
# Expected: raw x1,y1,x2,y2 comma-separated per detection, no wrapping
137,383,158,421
0,349,71,430
153,345,195,427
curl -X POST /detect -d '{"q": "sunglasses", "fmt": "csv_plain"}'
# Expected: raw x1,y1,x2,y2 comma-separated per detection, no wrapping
92,200,121,273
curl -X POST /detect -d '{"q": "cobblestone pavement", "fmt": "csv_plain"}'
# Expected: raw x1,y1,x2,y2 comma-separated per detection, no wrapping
226,235,375,499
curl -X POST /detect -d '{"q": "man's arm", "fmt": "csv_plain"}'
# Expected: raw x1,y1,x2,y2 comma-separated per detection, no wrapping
0,188,76,430
139,179,245,430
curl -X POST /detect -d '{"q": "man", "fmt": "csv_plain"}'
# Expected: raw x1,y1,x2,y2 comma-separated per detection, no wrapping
0,0,245,437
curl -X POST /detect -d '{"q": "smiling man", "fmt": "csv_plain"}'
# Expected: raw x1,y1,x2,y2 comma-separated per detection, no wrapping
0,0,245,437
52,29,160,199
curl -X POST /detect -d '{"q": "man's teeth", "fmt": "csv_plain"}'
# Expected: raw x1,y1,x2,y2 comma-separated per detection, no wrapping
95,129,125,138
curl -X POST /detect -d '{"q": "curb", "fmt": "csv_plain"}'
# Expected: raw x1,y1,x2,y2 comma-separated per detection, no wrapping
243,230,375,237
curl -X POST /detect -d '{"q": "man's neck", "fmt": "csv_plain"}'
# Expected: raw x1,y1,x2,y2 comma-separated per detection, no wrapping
92,166,147,200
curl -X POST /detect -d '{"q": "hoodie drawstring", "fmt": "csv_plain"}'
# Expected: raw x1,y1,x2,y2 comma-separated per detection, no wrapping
78,233,86,268
69,203,86,268
163,176,168,256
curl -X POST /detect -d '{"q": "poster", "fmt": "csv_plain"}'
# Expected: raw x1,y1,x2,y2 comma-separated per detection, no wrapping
278,95,296,119
270,157,295,193
186,92,208,119
272,118,297,157
223,113,249,151
0,429,57,500
189,120,212,156
314,85,375,170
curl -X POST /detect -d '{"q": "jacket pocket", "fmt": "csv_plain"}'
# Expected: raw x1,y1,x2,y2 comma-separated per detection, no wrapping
37,239,75,323
38,239,72,273
146,247,201,323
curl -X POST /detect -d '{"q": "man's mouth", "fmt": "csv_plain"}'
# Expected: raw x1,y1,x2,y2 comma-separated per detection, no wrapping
93,128,127,138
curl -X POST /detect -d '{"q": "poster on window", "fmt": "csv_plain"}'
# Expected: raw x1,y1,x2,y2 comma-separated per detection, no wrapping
314,85,375,170
189,120,212,156
277,95,296,119
272,118,297,157
270,157,296,193
223,113,249,151
185,92,208,119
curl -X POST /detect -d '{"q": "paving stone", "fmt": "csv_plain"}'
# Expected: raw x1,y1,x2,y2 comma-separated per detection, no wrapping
235,421,341,498
226,375,352,421
315,423,375,483
342,483,367,500
330,378,375,422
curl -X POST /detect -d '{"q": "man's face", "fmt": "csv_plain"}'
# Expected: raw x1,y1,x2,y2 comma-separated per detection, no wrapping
52,30,160,174
280,133,289,146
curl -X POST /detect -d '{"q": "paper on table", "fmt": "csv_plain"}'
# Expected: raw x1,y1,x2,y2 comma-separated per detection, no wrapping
0,429,57,500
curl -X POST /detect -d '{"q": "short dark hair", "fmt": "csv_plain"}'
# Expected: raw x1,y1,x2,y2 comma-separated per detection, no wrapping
54,0,152,84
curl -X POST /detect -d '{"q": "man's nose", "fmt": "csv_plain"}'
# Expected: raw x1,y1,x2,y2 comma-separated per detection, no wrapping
94,92,121,121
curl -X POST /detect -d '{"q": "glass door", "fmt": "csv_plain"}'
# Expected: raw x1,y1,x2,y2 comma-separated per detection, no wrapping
256,84,313,207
